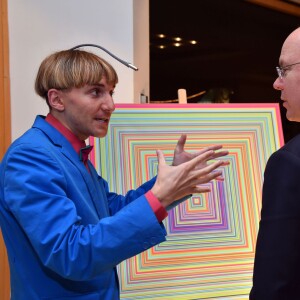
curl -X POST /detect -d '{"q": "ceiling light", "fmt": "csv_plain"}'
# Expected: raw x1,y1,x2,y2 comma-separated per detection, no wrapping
158,45,166,49
174,42,182,47
190,40,197,45
157,34,166,38
174,37,182,41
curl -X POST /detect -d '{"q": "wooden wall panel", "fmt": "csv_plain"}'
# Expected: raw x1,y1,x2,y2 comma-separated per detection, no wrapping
246,0,300,17
0,0,11,298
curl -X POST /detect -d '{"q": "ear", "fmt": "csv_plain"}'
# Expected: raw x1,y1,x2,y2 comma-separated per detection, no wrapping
47,89,65,111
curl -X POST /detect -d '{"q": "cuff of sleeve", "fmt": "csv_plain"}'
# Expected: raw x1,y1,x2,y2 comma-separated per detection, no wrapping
145,190,168,222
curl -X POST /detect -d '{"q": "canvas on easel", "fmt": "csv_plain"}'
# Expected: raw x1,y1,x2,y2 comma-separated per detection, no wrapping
90,103,284,299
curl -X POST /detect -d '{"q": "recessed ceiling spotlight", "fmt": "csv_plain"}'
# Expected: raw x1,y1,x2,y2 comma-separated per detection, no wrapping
190,40,197,45
157,34,166,38
174,37,182,41
158,45,166,49
174,42,182,47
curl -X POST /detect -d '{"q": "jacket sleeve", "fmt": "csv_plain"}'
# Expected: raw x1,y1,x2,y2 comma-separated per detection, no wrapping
250,149,300,299
101,176,157,215
2,144,167,281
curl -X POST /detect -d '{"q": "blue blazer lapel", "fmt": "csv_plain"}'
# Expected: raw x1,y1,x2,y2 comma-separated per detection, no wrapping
58,142,109,220
33,115,108,219
88,164,110,218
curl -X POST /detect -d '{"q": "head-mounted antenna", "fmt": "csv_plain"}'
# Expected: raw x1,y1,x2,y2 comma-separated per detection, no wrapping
70,43,138,71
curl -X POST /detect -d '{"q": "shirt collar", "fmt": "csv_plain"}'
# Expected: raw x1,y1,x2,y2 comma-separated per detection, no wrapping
45,113,86,154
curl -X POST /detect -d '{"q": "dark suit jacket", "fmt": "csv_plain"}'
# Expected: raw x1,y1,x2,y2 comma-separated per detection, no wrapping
0,116,167,300
250,134,300,299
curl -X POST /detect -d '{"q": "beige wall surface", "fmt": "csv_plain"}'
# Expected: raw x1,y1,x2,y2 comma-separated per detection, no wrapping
8,0,149,141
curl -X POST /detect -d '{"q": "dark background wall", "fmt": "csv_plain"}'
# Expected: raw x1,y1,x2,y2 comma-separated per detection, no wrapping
149,0,300,142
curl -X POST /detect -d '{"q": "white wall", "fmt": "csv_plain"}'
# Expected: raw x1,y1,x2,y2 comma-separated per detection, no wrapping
8,0,149,141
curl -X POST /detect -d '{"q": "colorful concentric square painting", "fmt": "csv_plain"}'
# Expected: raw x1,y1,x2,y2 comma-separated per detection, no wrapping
90,103,284,299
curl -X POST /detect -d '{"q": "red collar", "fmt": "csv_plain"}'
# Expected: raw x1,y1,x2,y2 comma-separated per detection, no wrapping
45,113,86,154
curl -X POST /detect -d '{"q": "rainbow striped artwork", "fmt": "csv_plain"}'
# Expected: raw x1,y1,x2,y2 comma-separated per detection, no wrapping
90,103,284,299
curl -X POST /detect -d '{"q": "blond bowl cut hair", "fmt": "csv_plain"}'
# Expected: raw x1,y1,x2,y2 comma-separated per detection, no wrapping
35,49,118,107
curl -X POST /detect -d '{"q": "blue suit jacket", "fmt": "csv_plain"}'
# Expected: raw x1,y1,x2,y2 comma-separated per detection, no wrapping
0,116,167,300
250,134,300,299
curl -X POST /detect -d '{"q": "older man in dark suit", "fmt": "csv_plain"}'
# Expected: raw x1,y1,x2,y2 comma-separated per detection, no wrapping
250,27,300,299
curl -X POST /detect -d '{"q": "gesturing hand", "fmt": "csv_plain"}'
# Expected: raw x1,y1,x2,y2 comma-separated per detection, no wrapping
151,148,228,208
172,134,229,180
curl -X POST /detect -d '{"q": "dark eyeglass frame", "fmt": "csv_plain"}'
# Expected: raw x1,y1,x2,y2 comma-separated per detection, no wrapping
276,62,300,79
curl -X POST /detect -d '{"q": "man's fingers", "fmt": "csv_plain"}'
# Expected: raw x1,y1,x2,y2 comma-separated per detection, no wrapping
211,150,229,159
191,186,212,194
156,149,166,165
192,160,224,178
206,145,223,151
193,148,228,159
195,145,222,155
175,134,187,153
189,169,223,187
188,146,228,161
185,149,215,170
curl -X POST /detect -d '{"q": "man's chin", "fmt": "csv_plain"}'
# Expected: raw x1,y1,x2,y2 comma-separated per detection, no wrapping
92,131,108,138
286,113,300,122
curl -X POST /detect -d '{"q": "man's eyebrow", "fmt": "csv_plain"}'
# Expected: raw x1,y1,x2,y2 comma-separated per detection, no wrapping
91,84,104,88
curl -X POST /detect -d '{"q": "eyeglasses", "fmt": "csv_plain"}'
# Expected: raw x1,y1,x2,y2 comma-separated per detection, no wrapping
276,62,300,79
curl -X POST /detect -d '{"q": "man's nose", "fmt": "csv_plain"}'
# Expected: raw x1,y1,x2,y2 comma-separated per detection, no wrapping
102,94,115,112
273,77,283,91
